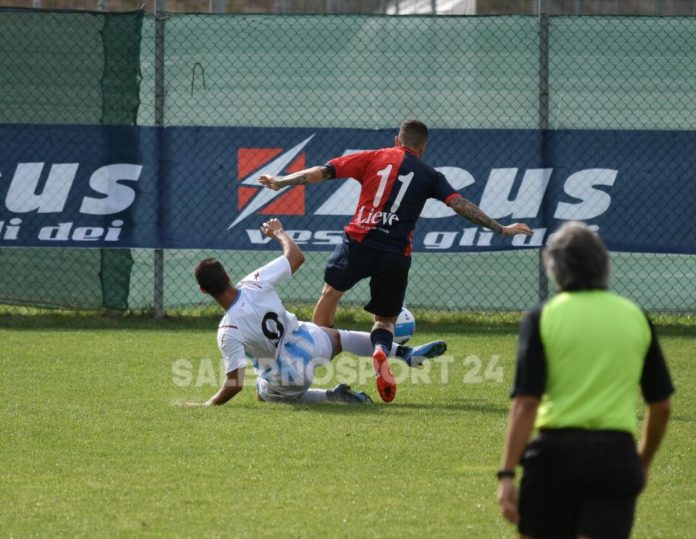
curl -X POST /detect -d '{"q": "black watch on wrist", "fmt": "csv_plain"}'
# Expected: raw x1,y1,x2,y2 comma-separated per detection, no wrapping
496,469,516,480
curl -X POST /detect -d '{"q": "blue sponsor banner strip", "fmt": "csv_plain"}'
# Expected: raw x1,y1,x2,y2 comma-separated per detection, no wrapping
0,124,158,248
0,124,694,253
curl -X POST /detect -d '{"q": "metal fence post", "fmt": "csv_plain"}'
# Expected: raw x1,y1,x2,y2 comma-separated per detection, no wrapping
538,0,550,302
154,0,166,318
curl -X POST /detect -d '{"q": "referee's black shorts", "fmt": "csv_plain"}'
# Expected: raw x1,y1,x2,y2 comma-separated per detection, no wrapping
323,234,411,317
518,428,644,539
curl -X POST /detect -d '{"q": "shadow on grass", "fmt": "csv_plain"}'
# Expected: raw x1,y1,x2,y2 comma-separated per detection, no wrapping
389,399,510,414
0,312,519,336
290,398,509,415
0,313,218,332
0,304,523,333
2,306,694,336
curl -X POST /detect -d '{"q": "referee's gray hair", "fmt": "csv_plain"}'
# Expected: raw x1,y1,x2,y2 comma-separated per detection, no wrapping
542,221,610,292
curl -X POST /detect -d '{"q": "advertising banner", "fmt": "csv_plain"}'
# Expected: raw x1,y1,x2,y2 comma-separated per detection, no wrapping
1,124,693,253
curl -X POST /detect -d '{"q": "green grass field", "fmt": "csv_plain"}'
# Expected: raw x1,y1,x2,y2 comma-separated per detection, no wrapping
1,313,694,538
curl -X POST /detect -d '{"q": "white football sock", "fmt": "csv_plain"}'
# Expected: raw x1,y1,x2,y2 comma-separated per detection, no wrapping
296,389,329,404
338,330,398,357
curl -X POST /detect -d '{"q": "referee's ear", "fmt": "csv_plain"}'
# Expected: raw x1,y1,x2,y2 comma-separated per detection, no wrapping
394,135,402,147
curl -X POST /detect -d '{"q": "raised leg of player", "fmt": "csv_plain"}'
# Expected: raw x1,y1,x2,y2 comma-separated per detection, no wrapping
312,283,344,327
371,316,397,353
336,329,399,357
327,328,447,366
370,316,398,403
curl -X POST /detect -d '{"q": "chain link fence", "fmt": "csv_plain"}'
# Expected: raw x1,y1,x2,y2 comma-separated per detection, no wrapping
1,3,695,314
4,1,696,15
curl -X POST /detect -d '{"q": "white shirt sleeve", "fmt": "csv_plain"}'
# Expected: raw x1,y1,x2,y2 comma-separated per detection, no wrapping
238,255,292,288
220,333,247,374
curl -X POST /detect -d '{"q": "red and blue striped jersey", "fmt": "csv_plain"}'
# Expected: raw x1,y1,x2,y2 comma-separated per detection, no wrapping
326,146,461,255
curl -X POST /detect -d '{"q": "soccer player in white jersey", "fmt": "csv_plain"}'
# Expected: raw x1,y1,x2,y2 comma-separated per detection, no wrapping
191,218,447,406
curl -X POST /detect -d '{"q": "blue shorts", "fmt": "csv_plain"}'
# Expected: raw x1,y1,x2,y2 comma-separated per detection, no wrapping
324,235,411,317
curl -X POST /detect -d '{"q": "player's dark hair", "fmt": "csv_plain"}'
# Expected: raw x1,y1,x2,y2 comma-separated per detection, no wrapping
399,119,428,150
194,258,231,296
542,221,610,292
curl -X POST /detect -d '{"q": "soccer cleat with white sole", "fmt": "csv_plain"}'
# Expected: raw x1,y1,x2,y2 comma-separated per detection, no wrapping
397,340,447,367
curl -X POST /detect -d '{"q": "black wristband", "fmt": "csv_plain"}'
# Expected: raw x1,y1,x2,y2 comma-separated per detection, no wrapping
496,469,516,480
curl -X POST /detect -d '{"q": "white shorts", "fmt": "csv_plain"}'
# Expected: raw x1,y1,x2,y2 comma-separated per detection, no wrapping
256,322,334,403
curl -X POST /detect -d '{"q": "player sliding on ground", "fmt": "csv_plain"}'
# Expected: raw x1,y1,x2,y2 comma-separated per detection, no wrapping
189,218,447,406
259,119,533,403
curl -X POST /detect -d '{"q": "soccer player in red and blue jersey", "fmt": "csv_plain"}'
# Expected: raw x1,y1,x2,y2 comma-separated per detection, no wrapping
260,119,533,402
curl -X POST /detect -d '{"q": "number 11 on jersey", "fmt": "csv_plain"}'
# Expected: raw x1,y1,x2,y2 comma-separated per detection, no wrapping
373,165,414,213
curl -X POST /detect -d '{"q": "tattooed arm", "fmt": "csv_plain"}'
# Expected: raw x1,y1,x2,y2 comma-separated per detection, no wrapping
448,196,534,236
259,166,332,191
448,196,504,233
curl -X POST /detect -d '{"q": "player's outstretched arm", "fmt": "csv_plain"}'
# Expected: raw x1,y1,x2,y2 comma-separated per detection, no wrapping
497,394,540,524
260,218,305,273
448,197,534,236
638,398,671,489
205,367,246,406
178,368,245,407
259,166,332,191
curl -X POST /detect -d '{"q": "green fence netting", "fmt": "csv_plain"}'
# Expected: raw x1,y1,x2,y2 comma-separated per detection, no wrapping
0,9,142,309
1,10,695,313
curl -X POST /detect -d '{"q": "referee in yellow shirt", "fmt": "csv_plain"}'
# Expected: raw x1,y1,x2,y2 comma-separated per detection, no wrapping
497,221,674,539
